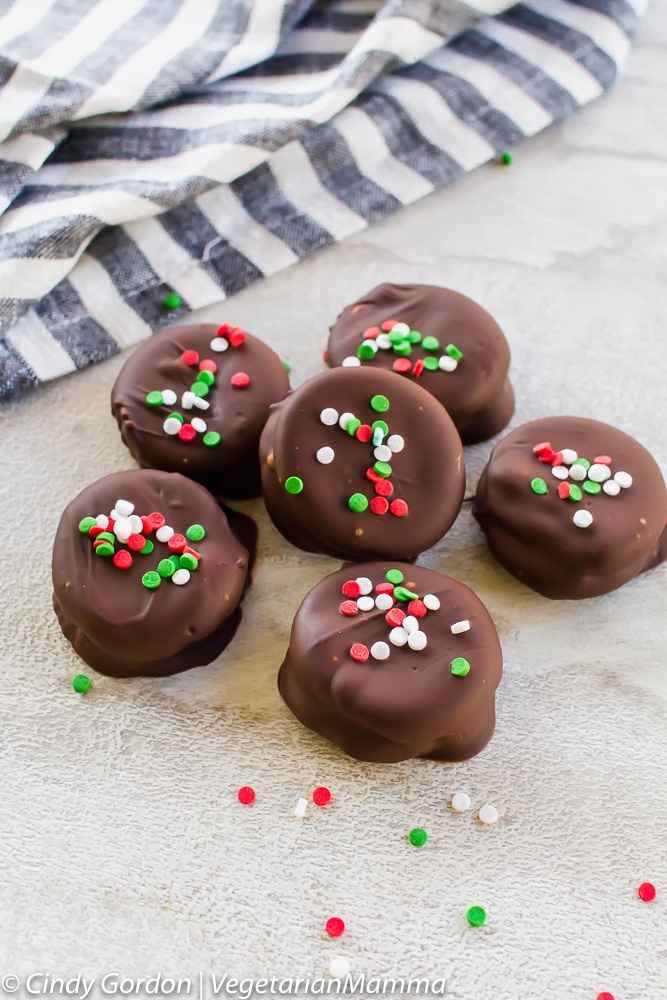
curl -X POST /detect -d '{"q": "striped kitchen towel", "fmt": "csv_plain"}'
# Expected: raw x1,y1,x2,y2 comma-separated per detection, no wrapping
0,0,645,400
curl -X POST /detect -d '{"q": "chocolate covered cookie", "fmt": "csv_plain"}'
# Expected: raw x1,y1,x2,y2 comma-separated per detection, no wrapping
279,562,503,763
52,469,255,677
260,367,465,562
327,283,514,444
111,323,290,499
473,417,667,599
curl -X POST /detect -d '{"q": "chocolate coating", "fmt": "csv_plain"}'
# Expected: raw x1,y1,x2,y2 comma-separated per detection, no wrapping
111,324,290,499
328,283,514,444
52,469,255,677
474,417,667,599
279,562,503,763
260,367,465,562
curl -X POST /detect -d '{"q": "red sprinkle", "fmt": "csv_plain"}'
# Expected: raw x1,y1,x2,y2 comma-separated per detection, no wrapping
312,787,332,806
376,582,394,595
558,482,571,499
168,533,187,554
363,326,381,339
342,580,361,599
533,441,552,455
237,786,256,805
216,323,231,337
374,479,393,497
595,455,612,465
596,994,615,1000
390,499,409,517
323,349,328,362
408,600,427,618
88,525,105,538
141,516,153,534
370,497,389,515
199,358,217,373
356,424,373,443
386,608,406,627
340,600,359,616
228,327,246,347
127,533,146,551
181,349,199,366
382,319,399,332
638,882,656,902
393,358,411,374
538,449,556,463
93,538,111,549
231,371,250,388
551,451,564,466
178,423,197,441
325,917,345,938
183,546,201,561
412,358,425,378
366,467,383,483
113,550,133,570
350,644,369,662
147,511,166,530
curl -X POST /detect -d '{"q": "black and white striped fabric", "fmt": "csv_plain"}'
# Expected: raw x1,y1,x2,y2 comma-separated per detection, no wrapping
0,0,645,400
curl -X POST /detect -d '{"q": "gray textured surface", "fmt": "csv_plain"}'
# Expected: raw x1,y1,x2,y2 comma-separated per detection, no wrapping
1,5,666,998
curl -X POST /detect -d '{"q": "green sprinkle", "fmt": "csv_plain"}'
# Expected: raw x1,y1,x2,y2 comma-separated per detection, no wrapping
422,336,440,352
96,531,114,544
394,586,418,602
164,292,182,310
145,390,163,406
157,558,175,578
358,343,377,360
348,493,369,512
501,151,513,165
191,381,209,398
370,394,390,413
203,431,221,447
142,571,161,589
94,543,114,557
197,369,215,386
346,418,361,437
392,342,411,357
409,828,428,847
371,420,389,436
179,553,198,571
285,476,304,495
187,524,206,541
167,412,184,425
140,539,154,555
583,480,601,495
407,330,422,344
372,427,384,446
571,458,590,471
282,360,291,372
78,517,96,533
72,674,91,694
423,356,439,371
169,555,181,571
467,906,486,927
569,484,583,502
445,343,463,361
388,329,406,345
386,569,404,585
374,461,392,478
451,657,471,677
530,478,548,495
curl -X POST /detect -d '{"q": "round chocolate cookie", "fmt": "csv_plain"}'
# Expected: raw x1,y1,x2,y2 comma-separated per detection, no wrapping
327,283,514,444
111,323,290,499
260,367,465,561
473,417,667,599
52,469,255,677
279,562,503,763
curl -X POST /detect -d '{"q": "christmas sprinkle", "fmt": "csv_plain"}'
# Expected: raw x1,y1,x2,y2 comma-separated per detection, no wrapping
312,787,332,807
451,792,471,812
638,882,656,902
325,917,345,938
409,828,428,847
466,906,486,927
237,786,256,805
478,804,499,825
72,674,91,694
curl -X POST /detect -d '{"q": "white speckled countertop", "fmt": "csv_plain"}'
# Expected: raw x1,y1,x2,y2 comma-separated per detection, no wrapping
1,5,666,999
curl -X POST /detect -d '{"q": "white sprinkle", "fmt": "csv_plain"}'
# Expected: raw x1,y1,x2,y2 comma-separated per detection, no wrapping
450,620,471,635
375,593,393,611
391,322,410,335
357,596,374,612
439,355,458,372
408,631,427,651
338,411,355,430
387,434,405,454
374,445,392,462
588,463,611,483
210,337,228,352
316,446,335,465
113,517,132,538
128,514,143,534
191,417,207,433
362,340,378,354
560,449,578,465
551,466,569,481
163,417,182,435
294,797,308,818
478,804,499,825
161,389,177,406
603,480,621,496
573,509,593,528
341,356,361,367
193,396,209,410
109,508,122,522
182,391,195,410
569,463,587,482
376,334,392,350
373,427,384,446
172,568,191,585
320,407,339,426
451,792,471,812
389,627,409,647
156,525,174,543
423,594,440,611
615,471,633,489
402,615,419,634
355,577,373,595
115,499,134,517
371,641,391,661
95,514,109,529
328,958,350,980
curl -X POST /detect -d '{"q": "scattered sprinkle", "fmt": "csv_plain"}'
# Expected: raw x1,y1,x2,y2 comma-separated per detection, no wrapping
141,571,161,589
638,882,656,902
423,594,440,611
203,431,221,447
230,371,250,388
355,577,373,595
450,620,471,634
348,493,369,512
328,958,350,980
350,643,369,662
72,674,91,694
478,804,499,825
237,786,256,805
341,356,361,367
317,446,335,465
466,906,486,927
294,797,308,818
386,569,404,585
451,657,471,677
285,476,304,494
531,477,548,495
615,471,632,488
451,792,471,812
573,509,593,528
164,293,182,309
371,641,391,661
325,917,345,938
603,480,621,496
409,828,428,847
313,787,332,807
370,394,390,413
210,337,229,353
